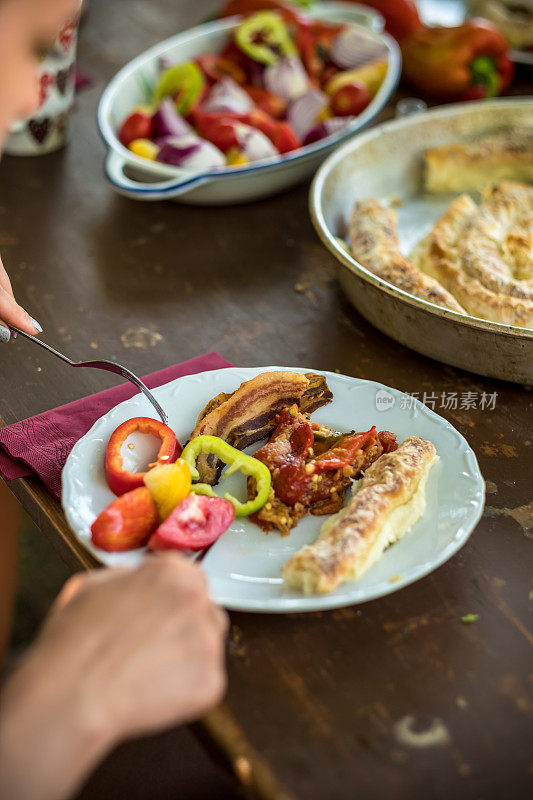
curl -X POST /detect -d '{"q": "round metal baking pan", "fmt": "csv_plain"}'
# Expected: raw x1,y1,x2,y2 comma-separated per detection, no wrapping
309,98,533,384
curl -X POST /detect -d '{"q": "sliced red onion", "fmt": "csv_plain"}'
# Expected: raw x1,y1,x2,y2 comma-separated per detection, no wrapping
330,28,388,70
235,123,279,162
263,57,309,101
153,98,193,138
287,90,328,140
157,134,225,170
302,116,355,146
202,77,254,114
158,55,176,72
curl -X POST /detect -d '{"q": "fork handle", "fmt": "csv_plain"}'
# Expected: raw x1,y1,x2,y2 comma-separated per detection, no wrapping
8,325,75,366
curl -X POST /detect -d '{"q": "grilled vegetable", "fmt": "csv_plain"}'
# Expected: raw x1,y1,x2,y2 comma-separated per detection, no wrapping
188,371,332,484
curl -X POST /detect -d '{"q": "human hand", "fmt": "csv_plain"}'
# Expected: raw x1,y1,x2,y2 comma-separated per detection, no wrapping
0,255,42,342
0,555,228,800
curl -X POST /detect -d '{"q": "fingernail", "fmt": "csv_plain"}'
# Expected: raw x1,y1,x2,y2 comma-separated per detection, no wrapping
30,317,43,333
0,324,11,343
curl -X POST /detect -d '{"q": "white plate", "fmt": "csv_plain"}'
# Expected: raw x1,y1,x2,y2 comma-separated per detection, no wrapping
62,367,484,612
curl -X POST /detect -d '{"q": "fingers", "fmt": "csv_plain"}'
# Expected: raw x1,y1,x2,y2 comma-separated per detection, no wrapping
0,286,42,340
0,257,14,296
53,567,132,610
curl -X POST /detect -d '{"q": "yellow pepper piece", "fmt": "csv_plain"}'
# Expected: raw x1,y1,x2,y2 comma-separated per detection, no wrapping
317,107,332,122
226,148,249,167
143,459,192,521
325,60,388,99
129,138,159,160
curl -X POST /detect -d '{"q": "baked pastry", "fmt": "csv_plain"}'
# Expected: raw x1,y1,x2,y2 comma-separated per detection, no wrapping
349,198,465,313
412,181,533,327
469,1,533,50
283,436,437,595
424,128,533,193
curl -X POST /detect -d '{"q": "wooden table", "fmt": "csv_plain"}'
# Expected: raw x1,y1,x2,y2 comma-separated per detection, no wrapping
1,1,532,798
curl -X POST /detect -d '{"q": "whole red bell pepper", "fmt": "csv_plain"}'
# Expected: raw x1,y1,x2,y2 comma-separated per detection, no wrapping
105,417,181,496
401,18,514,101
339,0,422,42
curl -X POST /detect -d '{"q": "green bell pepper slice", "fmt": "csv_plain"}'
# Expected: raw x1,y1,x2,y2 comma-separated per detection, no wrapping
235,11,297,66
181,435,271,517
153,61,204,115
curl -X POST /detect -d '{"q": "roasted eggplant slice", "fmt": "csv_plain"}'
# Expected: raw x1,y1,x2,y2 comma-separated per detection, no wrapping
189,371,332,484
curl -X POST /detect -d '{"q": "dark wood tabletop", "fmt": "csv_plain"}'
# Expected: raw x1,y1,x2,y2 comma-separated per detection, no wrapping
1,1,532,798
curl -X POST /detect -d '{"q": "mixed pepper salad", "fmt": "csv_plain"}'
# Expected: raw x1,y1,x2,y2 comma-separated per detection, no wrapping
117,9,388,170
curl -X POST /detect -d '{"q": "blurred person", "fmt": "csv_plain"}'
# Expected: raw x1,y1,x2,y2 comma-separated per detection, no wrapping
0,3,228,799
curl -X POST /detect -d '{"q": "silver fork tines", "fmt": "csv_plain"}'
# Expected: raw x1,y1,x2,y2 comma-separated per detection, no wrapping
9,325,168,425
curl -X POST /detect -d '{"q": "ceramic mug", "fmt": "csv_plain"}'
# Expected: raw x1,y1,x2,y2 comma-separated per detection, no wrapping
5,14,79,156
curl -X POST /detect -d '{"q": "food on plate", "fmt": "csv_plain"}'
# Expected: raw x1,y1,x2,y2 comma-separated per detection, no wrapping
411,181,533,327
181,435,272,516
105,417,181,496
188,370,332,483
143,460,192,521
148,493,235,551
424,128,533,193
91,487,159,552
469,0,533,50
117,9,390,169
283,436,438,594
349,198,466,313
400,18,513,101
93,426,240,551
250,404,398,535
87,370,443,597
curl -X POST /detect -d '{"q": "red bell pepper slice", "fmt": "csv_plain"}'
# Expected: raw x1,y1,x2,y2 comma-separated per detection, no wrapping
105,417,181,496
272,122,300,154
148,493,235,551
310,428,377,473
91,487,159,552
193,112,241,152
243,85,286,118
196,54,247,85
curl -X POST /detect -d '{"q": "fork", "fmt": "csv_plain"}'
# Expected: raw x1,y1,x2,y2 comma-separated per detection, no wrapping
9,325,168,425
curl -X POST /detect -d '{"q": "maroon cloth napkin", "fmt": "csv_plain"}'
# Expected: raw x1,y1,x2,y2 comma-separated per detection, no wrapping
0,352,232,500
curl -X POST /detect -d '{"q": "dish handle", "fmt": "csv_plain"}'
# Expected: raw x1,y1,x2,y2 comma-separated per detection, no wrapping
104,151,209,201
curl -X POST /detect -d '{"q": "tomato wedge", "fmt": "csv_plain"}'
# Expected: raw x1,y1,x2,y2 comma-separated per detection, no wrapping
91,487,158,552
148,494,235,552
